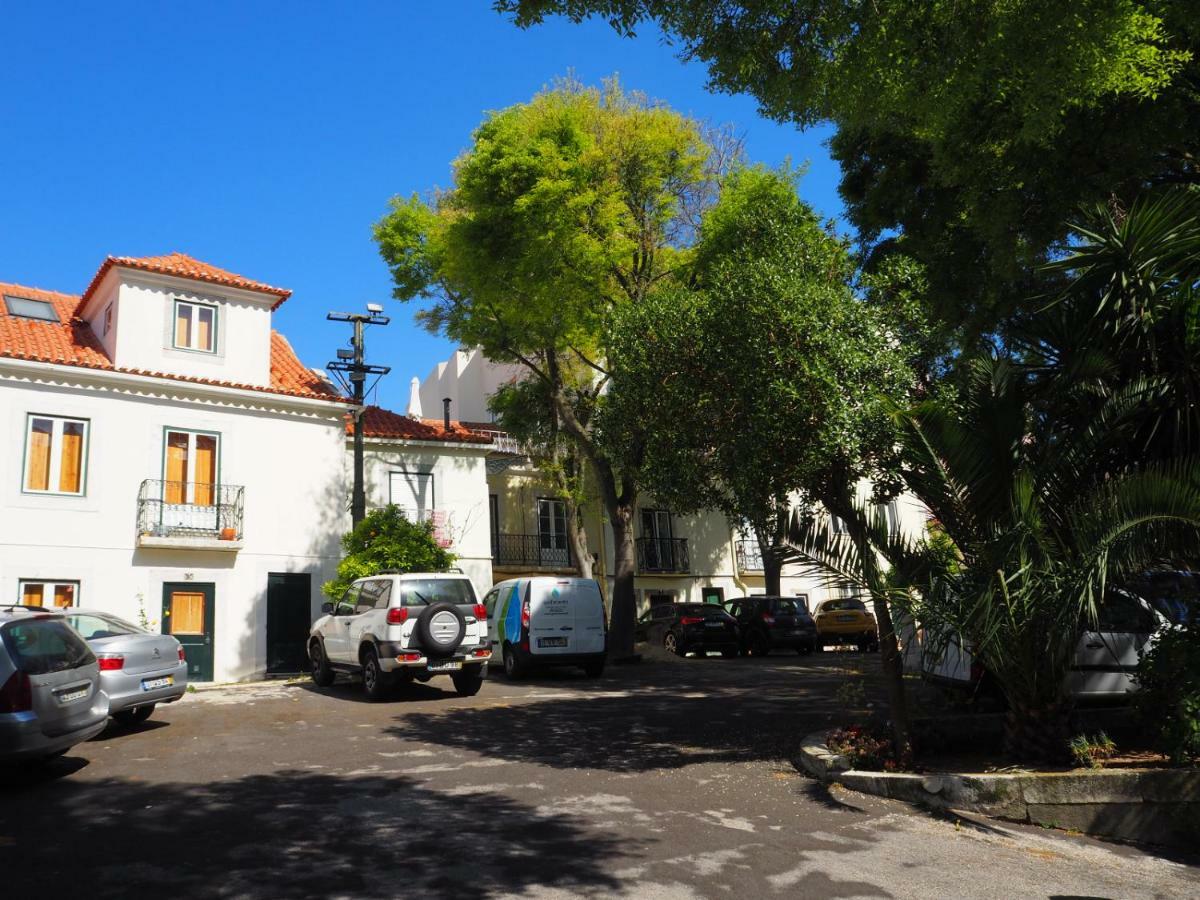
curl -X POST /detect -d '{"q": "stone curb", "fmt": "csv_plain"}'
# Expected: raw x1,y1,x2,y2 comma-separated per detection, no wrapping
795,729,1200,848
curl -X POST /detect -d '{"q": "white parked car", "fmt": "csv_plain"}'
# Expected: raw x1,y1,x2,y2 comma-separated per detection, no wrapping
484,577,607,678
308,572,490,700
922,574,1198,700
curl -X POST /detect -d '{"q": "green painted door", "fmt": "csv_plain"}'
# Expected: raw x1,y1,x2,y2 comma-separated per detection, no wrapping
163,582,215,681
266,573,312,674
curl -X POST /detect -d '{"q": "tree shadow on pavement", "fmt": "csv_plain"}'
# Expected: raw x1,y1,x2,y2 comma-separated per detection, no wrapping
387,682,847,772
0,770,630,899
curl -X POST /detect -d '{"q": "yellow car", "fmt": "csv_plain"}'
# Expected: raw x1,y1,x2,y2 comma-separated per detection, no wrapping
814,598,878,651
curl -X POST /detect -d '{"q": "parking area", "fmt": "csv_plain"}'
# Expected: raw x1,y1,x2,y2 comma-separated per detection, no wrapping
1,651,1197,899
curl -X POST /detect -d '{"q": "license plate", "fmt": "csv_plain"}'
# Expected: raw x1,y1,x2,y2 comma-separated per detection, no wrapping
427,660,462,672
704,621,724,628
837,615,856,622
58,688,88,703
538,637,568,648
142,676,173,691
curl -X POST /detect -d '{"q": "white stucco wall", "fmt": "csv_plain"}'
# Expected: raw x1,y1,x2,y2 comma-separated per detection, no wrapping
0,359,349,681
417,348,523,424
361,438,494,599
88,270,275,388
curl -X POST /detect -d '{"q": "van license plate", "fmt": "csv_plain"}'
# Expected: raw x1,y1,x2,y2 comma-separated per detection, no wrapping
427,660,462,672
538,637,568,648
58,688,88,703
142,676,173,691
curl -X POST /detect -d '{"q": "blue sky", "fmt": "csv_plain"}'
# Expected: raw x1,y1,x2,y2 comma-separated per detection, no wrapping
0,2,842,412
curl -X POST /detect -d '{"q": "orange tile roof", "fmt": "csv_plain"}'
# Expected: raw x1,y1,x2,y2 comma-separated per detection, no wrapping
353,405,494,444
78,252,292,315
0,281,341,402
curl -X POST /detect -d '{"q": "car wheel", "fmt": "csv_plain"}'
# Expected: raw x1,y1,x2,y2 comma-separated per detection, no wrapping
361,647,391,701
451,668,484,697
583,658,605,678
309,640,335,687
113,704,156,726
503,644,525,679
664,632,685,656
720,648,738,659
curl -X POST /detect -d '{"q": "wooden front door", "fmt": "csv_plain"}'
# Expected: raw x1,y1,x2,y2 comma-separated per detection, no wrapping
266,573,312,674
163,582,215,681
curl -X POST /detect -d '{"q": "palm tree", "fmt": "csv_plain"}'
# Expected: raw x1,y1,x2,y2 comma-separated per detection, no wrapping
789,358,1200,761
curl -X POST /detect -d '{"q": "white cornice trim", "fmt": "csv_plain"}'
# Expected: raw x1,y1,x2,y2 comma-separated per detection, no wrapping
0,356,351,419
358,435,494,453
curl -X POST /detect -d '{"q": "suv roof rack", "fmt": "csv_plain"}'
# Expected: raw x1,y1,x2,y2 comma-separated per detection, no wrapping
375,569,406,575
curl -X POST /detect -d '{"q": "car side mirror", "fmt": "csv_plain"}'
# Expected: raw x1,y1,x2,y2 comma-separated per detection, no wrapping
320,601,334,615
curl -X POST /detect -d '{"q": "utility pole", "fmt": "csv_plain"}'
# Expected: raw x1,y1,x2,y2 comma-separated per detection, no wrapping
326,304,390,527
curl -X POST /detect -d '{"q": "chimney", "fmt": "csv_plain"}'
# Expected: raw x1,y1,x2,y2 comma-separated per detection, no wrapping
406,377,423,418
443,397,452,431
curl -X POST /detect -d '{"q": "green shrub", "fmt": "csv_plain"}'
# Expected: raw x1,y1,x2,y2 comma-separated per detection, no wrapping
1134,626,1200,765
323,506,455,600
1068,732,1117,769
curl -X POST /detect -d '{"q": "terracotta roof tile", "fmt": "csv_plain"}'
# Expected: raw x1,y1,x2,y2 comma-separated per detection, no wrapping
0,280,341,403
354,405,494,444
78,252,292,315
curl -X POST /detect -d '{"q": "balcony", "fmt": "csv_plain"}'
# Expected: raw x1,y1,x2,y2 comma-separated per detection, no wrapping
637,537,690,574
735,539,764,573
136,479,244,551
492,533,573,570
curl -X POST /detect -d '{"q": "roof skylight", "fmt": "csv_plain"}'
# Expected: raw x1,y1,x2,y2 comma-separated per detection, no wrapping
4,295,60,322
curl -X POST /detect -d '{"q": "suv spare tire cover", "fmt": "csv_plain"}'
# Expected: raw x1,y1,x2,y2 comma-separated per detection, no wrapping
415,602,466,657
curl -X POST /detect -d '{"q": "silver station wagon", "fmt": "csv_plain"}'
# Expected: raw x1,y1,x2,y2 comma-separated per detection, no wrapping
0,607,109,762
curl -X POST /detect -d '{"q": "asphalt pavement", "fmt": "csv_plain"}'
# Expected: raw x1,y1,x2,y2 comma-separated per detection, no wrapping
1,650,1196,899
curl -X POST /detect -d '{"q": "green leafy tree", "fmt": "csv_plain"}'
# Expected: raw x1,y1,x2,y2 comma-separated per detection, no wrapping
499,0,1199,340
323,506,454,601
373,78,725,658
788,358,1200,761
608,166,909,593
489,371,596,580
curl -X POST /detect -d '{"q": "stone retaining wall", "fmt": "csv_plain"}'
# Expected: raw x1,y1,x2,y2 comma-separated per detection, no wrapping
798,730,1199,848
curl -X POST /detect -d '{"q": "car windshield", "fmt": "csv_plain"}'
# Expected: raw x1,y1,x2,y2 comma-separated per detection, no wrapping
1,618,95,675
822,599,867,613
400,579,476,607
64,614,141,640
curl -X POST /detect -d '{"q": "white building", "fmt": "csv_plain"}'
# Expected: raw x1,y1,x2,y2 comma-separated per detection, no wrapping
415,348,929,615
0,253,355,682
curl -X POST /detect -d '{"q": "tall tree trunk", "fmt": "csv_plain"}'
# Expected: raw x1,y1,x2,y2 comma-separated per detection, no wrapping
1004,699,1072,764
567,501,593,579
869,594,913,760
608,504,638,659
755,520,783,596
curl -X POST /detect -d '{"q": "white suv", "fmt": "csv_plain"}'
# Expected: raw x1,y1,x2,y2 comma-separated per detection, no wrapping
308,572,490,700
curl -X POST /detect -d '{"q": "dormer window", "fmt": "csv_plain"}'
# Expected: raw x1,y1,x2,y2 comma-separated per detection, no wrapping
5,295,59,322
173,299,217,353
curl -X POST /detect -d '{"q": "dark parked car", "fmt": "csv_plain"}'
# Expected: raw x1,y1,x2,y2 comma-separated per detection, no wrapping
724,596,817,656
636,603,739,658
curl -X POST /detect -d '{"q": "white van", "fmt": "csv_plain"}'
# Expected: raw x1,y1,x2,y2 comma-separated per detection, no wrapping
483,577,607,679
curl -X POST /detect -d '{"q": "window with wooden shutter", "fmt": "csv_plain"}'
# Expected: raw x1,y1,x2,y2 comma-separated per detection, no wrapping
163,429,220,506
19,580,79,608
23,414,88,495
173,300,217,352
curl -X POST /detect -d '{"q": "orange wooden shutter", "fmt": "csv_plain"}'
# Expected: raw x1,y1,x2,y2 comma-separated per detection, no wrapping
168,592,205,634
175,304,192,347
26,418,52,491
165,432,189,503
59,421,84,493
196,306,214,351
22,583,44,607
53,584,75,608
194,435,216,506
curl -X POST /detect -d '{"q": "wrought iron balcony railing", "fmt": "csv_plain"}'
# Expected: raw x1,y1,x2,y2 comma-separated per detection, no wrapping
734,539,765,572
137,479,244,540
492,533,573,569
637,537,690,574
